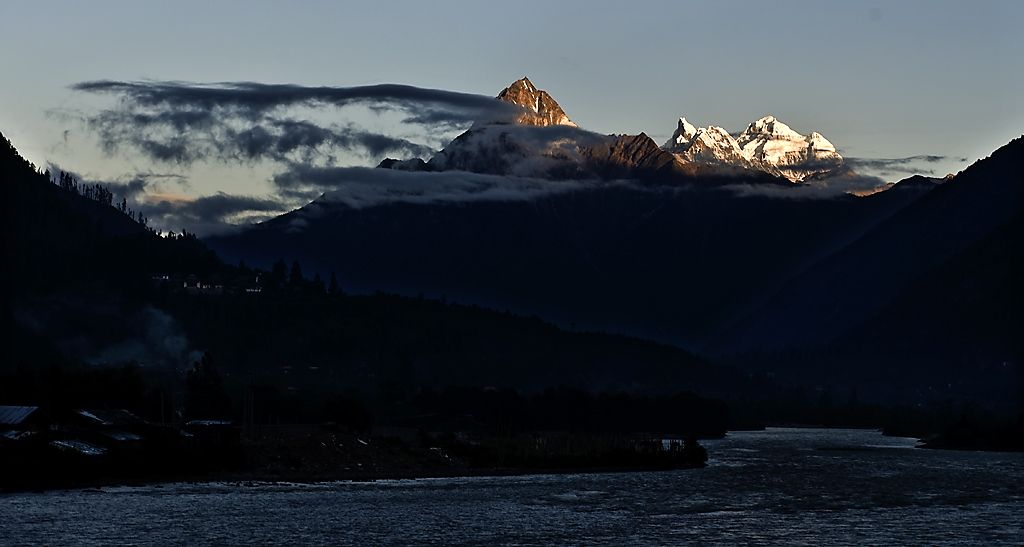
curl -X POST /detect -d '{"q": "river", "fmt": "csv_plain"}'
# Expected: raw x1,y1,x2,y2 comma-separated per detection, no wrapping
2,428,1021,545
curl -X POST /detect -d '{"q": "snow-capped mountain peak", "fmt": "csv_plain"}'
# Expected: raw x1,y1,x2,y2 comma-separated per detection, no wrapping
682,126,749,165
807,132,837,154
662,115,846,182
663,119,751,168
737,116,803,142
667,117,698,147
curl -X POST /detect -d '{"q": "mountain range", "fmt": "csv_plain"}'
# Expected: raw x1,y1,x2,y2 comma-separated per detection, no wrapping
204,77,1023,404
379,78,854,185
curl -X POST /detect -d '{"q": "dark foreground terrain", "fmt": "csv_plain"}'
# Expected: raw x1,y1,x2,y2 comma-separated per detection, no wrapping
1,428,707,493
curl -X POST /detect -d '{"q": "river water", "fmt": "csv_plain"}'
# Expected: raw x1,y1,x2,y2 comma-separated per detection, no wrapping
2,428,1022,546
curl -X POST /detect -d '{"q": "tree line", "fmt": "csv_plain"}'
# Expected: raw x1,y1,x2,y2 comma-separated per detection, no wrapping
50,169,152,228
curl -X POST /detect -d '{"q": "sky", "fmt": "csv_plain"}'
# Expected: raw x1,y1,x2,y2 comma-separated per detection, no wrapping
1,0,1021,235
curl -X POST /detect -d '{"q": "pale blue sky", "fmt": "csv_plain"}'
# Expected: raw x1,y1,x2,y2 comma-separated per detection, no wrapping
1,1,1021,232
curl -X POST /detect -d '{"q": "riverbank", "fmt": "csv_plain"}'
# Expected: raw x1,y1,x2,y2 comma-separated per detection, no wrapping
1,430,708,493
917,416,1024,451
8,428,1021,546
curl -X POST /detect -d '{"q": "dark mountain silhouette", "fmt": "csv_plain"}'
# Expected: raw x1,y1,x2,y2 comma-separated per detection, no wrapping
0,130,741,401
722,209,1022,409
834,211,1023,405
206,169,932,350
212,78,960,350
706,137,1024,356
2,132,220,297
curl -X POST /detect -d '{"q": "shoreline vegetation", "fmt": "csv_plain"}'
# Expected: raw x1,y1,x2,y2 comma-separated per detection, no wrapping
6,416,1023,494
3,360,1020,494
1,427,709,494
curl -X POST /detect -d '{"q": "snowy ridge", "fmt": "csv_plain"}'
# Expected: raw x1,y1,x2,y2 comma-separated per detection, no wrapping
663,116,845,182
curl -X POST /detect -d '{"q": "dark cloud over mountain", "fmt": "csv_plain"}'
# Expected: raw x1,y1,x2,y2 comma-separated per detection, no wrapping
72,80,513,114
47,164,283,235
67,80,545,232
104,173,189,200
139,192,285,235
72,80,521,165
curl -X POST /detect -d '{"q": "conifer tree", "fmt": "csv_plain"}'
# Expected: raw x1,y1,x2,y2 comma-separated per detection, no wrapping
270,259,288,288
328,271,339,295
289,260,304,287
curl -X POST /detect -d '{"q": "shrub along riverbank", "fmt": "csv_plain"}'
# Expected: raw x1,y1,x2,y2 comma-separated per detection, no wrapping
0,426,707,493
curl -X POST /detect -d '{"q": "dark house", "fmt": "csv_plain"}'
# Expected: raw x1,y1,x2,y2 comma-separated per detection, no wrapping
71,409,147,433
0,406,52,433
69,409,149,452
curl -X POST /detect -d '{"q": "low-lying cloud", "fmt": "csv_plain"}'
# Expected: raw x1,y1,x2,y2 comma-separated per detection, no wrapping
276,165,617,212
844,155,965,177
723,173,889,200
726,154,965,199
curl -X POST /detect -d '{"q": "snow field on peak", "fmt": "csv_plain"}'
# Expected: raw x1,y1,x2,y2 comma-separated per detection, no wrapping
663,115,843,181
